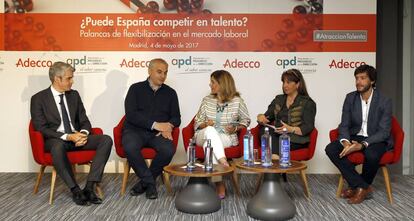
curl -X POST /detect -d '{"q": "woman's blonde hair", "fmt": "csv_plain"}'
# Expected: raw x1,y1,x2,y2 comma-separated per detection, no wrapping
211,70,240,102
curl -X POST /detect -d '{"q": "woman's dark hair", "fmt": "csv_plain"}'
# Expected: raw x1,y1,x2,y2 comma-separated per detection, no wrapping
281,68,309,97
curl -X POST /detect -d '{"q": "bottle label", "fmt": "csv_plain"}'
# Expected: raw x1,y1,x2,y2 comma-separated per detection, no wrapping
243,138,249,161
261,140,266,161
280,138,290,165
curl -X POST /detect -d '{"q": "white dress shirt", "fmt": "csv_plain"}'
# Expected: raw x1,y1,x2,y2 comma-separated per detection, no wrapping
357,90,373,137
340,90,373,147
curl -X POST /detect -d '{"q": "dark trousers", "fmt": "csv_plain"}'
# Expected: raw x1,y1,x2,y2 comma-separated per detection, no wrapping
325,135,387,189
259,126,308,155
45,135,113,189
122,129,175,186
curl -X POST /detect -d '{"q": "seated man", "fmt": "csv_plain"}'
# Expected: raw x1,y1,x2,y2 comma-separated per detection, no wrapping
325,64,393,204
122,58,181,199
30,61,112,206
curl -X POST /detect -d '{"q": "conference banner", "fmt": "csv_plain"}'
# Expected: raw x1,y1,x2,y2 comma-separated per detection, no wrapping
0,0,377,173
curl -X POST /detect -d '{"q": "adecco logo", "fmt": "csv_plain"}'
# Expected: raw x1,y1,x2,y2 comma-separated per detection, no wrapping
275,56,296,69
329,59,366,69
223,59,260,69
15,58,53,68
120,58,150,68
171,57,192,68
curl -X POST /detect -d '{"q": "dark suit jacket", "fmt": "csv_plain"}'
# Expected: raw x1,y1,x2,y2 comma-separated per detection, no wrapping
30,87,91,140
338,90,393,148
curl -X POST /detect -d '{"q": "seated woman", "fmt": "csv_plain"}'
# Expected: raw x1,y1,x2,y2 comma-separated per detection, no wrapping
194,70,251,199
257,69,316,156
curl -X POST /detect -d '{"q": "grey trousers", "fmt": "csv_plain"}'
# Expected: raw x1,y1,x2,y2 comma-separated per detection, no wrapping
44,135,113,189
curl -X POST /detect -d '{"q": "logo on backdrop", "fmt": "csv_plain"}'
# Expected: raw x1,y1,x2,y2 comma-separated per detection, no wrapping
222,59,261,69
66,56,108,74
275,56,317,74
15,56,108,74
15,58,53,68
328,59,366,69
172,56,213,74
119,59,151,68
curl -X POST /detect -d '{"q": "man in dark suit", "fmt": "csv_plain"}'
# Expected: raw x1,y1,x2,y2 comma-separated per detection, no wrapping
122,58,180,199
30,62,112,206
325,64,393,204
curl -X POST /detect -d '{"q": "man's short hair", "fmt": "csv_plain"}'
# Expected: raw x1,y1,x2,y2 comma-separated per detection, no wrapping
49,62,75,83
148,58,168,69
354,64,377,87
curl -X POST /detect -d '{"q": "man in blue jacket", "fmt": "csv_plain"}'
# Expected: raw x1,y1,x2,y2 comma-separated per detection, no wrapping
122,58,181,199
326,64,393,204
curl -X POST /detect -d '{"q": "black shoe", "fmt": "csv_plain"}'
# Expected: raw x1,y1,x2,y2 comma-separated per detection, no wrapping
72,190,89,206
130,181,147,196
83,188,103,204
145,184,158,200
282,173,288,182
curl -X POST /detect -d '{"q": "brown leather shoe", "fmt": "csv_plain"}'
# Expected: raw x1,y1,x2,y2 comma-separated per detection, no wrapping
340,188,356,199
347,186,373,204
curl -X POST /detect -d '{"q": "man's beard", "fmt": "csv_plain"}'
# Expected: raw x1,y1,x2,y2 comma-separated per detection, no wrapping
357,84,372,93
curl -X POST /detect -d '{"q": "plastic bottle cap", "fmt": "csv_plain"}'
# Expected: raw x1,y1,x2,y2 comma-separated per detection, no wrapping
283,128,287,132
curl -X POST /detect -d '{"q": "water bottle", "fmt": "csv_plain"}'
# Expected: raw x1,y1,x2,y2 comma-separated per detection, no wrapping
243,127,254,166
261,127,273,167
186,138,196,171
204,139,213,171
279,128,291,168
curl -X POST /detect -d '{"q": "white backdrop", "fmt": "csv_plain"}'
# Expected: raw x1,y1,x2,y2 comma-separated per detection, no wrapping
0,0,377,173
0,51,375,173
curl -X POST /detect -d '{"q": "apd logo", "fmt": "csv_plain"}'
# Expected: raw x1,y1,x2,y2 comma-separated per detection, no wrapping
66,56,87,68
275,56,317,74
171,57,192,69
172,56,213,74
275,57,297,69
66,55,108,74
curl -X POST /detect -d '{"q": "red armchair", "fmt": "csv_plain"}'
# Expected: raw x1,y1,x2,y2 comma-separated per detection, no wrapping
251,124,318,197
181,117,247,195
329,116,404,204
113,116,179,195
29,120,104,204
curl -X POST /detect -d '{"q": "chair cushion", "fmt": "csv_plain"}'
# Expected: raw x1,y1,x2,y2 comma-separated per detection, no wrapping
41,150,98,165
291,148,310,161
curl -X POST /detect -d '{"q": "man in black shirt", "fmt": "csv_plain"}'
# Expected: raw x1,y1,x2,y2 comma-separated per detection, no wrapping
122,58,181,199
